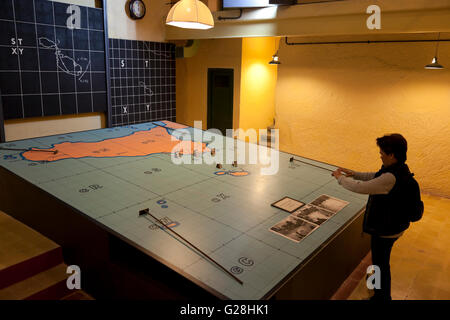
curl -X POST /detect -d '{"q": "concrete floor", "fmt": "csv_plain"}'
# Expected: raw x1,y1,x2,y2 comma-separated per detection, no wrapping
348,193,450,300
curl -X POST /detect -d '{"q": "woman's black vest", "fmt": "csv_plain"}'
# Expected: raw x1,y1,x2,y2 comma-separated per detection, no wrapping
363,162,411,236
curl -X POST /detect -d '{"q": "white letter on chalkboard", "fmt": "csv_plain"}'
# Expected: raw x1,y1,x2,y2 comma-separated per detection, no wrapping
366,5,381,30
66,5,81,30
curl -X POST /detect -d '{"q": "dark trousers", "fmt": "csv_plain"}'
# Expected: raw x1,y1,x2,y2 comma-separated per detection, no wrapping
370,235,398,300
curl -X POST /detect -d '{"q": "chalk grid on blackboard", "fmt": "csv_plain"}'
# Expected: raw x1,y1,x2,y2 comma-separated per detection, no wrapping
109,39,176,127
0,0,107,119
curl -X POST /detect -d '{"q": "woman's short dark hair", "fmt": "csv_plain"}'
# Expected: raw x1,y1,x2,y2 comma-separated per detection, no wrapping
376,134,408,163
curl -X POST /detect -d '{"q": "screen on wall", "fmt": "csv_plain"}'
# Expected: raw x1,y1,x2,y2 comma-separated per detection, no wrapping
222,0,296,9
223,0,272,9
0,0,107,120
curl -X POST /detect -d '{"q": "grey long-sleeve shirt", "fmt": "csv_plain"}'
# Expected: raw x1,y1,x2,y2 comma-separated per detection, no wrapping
337,171,396,195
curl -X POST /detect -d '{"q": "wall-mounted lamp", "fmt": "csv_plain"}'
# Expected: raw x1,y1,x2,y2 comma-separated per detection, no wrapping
425,33,444,70
166,0,214,30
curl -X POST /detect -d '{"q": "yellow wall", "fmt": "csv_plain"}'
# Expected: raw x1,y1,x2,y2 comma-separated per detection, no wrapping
5,113,105,141
107,0,167,42
239,37,278,141
4,0,168,141
275,41,450,197
176,39,242,130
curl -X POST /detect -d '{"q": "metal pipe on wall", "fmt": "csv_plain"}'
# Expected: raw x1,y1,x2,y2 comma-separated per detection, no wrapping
285,36,450,46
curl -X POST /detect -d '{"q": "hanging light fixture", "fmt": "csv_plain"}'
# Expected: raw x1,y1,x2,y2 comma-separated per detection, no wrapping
269,52,281,65
425,57,444,70
425,33,444,70
166,0,214,30
269,38,281,65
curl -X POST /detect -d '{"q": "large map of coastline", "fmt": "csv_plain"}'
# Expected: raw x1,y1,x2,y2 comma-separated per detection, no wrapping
21,121,209,162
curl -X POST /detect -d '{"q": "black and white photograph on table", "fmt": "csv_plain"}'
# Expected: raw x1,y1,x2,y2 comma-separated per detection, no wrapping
292,204,335,226
310,194,349,214
269,215,317,243
0,0,107,119
271,196,305,213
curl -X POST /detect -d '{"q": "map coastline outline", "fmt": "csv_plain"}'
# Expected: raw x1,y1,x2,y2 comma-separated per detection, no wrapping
18,121,210,163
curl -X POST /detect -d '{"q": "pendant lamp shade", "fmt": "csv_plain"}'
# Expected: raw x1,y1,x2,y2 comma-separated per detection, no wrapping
269,38,280,65
269,52,280,65
425,57,444,70
166,0,214,30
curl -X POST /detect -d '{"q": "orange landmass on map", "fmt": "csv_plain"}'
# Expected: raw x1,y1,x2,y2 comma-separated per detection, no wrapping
215,170,249,177
22,125,210,162
228,171,249,176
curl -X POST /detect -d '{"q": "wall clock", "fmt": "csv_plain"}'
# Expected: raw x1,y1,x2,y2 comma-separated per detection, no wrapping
129,0,146,20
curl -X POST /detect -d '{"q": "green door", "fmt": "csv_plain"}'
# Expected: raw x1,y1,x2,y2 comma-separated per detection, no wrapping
207,69,234,135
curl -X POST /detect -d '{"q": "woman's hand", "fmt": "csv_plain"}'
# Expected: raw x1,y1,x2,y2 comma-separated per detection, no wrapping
339,168,354,177
332,168,354,179
332,169,342,179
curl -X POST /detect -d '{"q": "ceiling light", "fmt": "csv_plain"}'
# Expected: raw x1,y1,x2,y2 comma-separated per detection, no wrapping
269,51,281,65
425,57,444,70
425,33,444,70
166,0,214,30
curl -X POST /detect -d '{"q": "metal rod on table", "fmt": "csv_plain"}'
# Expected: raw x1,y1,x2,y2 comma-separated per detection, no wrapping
139,208,244,285
152,122,193,141
0,147,58,154
152,122,173,131
289,156,335,173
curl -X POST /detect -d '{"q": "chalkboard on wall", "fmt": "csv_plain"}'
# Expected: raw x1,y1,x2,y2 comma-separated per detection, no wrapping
109,39,176,127
0,0,107,120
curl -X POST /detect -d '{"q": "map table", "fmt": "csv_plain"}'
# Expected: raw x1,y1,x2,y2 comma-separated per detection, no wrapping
0,121,370,299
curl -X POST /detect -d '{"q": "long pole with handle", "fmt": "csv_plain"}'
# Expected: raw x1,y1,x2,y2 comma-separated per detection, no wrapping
139,208,243,285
